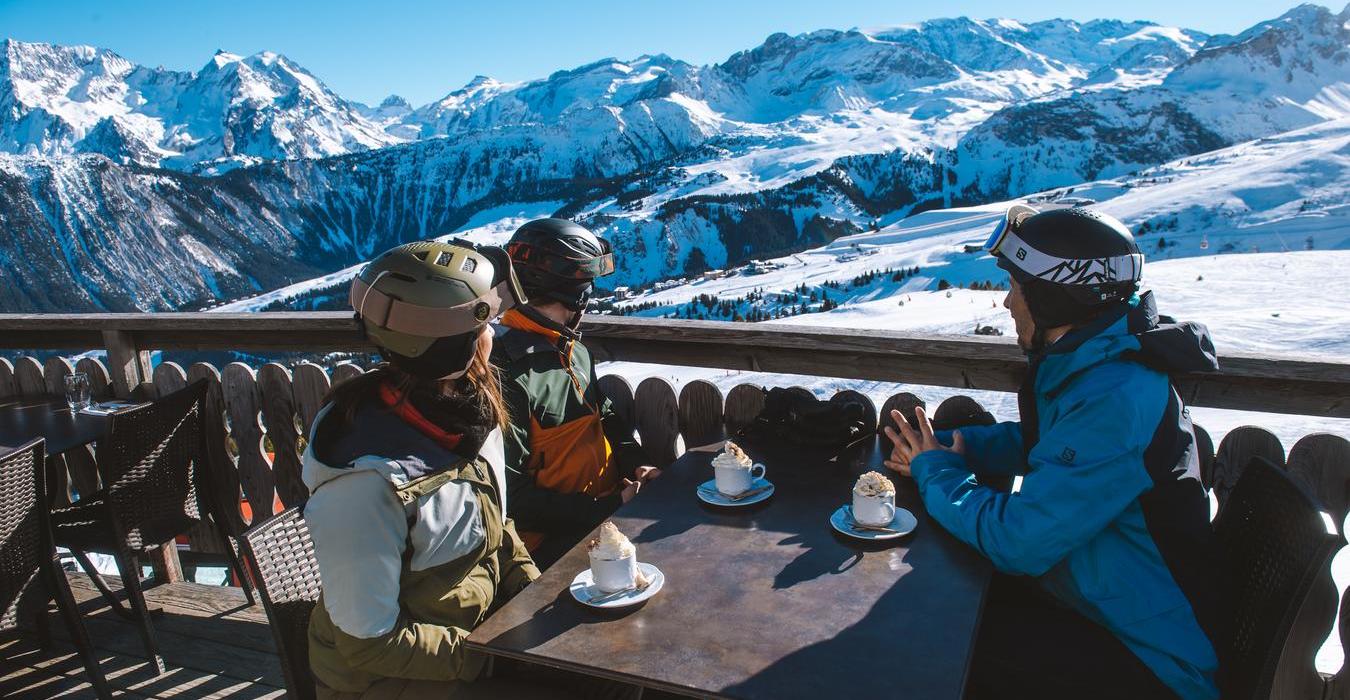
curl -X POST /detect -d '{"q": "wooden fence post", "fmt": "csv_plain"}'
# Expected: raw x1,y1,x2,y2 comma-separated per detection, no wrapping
723,383,767,436
102,330,152,399
678,380,725,450
258,363,306,508
634,377,680,468
143,361,186,584
0,358,14,399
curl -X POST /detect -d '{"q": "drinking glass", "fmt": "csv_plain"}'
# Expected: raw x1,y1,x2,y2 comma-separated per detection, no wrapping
65,372,91,411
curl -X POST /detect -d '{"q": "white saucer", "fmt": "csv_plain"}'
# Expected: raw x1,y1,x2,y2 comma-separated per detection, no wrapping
696,477,775,507
829,505,917,541
569,562,665,609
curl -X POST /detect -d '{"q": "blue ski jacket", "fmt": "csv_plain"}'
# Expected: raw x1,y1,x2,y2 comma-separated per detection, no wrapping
911,292,1223,700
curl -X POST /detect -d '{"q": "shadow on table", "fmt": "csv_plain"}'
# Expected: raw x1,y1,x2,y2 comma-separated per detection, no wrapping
723,548,975,700
492,586,645,652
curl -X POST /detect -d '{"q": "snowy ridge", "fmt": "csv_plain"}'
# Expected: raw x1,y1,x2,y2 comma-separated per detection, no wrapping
0,40,402,170
2,4,1349,313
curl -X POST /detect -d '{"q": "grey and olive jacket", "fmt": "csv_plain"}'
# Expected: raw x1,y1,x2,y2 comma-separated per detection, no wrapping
301,402,539,693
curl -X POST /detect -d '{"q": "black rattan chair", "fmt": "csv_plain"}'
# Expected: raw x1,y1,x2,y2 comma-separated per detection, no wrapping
1,439,112,698
1213,456,1343,699
51,380,253,674
241,507,320,700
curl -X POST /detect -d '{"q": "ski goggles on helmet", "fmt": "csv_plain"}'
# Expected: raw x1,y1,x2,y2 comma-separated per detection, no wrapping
350,243,527,338
505,237,616,279
985,205,1143,286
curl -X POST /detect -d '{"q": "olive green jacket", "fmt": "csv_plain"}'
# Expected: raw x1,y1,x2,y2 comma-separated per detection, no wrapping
302,404,539,693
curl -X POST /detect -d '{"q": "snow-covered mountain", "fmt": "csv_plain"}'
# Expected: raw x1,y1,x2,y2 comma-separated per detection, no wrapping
2,3,1347,313
955,3,1350,197
0,40,402,170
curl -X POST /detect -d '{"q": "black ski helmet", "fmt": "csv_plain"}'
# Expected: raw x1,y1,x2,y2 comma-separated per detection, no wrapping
505,218,615,312
985,205,1143,329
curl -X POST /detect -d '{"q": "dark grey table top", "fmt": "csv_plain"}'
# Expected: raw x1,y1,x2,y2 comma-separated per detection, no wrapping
0,397,112,457
468,437,992,699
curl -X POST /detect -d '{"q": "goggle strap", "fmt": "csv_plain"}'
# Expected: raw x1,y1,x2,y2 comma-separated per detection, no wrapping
998,228,1144,286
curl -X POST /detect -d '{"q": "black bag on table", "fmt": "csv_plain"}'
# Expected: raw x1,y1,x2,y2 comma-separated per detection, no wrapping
739,387,871,449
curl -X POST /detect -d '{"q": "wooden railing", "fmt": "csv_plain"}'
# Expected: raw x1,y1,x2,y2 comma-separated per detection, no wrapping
2,312,1350,697
2,312,1346,417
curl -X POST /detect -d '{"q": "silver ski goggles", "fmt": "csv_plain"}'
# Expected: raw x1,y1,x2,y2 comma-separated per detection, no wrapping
984,205,1143,286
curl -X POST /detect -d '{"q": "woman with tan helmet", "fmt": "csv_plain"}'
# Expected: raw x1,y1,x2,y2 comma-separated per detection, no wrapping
300,239,553,698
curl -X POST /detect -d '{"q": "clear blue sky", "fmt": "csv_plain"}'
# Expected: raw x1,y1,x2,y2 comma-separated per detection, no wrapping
0,0,1320,106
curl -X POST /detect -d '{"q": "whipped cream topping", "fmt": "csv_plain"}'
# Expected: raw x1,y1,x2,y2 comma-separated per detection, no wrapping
854,471,896,497
712,441,754,470
588,521,636,560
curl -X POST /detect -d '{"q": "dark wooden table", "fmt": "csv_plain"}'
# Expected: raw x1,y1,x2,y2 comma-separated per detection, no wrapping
0,397,113,456
468,437,992,699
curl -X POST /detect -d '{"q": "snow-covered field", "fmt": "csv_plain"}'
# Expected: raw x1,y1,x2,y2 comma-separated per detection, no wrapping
600,254,1350,451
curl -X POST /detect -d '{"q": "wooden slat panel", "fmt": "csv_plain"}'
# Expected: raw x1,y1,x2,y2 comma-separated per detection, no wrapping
932,395,992,429
151,362,189,397
597,374,635,428
150,362,222,557
1278,434,1350,700
188,362,246,536
258,363,305,508
633,377,679,468
832,389,877,435
1211,426,1285,511
331,362,365,387
13,357,46,397
723,383,766,436
0,358,15,399
1287,435,1350,521
678,380,724,450
41,356,74,397
291,362,331,439
221,363,274,526
1194,424,1216,488
75,357,113,401
879,392,926,452
37,360,82,507
63,447,101,507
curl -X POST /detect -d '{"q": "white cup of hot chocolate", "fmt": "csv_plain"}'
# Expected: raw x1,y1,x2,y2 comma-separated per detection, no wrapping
588,522,638,593
712,441,766,496
852,472,897,526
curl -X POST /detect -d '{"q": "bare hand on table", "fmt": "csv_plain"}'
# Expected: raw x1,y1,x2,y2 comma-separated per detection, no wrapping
882,406,965,477
620,467,662,503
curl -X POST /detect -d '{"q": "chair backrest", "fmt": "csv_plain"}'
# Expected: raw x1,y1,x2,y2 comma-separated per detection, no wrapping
242,507,321,700
0,439,47,632
100,380,209,546
1214,456,1343,699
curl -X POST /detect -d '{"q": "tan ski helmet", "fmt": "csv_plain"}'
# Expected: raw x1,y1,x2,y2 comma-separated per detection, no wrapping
350,239,526,379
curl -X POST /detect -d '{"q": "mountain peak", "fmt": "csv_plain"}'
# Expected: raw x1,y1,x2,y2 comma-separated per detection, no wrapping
378,94,410,109
210,50,243,68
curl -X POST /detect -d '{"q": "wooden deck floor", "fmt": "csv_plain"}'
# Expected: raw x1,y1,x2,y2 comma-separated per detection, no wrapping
1,574,284,699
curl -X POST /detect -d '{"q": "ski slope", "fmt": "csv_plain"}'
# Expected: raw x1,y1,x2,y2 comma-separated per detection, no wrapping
597,121,1350,449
